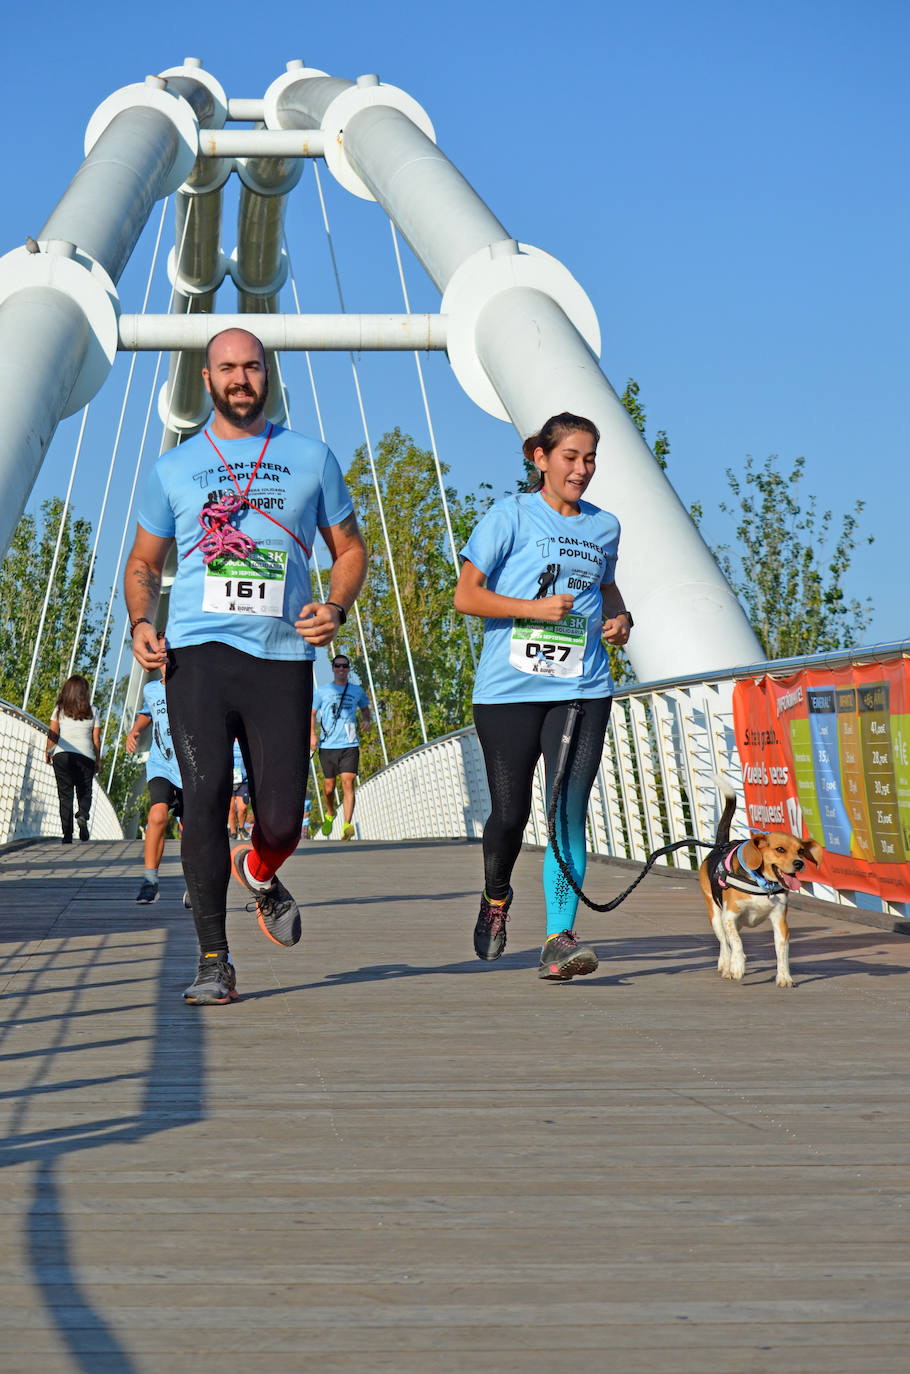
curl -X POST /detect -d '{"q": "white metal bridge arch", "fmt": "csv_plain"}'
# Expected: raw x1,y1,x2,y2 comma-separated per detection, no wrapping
0,55,762,688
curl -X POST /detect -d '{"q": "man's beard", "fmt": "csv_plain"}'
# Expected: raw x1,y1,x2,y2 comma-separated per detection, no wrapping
210,379,268,427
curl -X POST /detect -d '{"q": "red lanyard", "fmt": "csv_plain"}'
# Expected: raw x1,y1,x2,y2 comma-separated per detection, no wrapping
186,424,312,560
205,423,274,499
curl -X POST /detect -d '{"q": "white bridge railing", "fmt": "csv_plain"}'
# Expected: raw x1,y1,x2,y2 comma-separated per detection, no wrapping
353,642,910,921
0,700,122,845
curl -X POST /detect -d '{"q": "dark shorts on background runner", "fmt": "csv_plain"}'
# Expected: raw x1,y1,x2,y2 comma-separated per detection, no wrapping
148,775,183,817
319,746,359,778
231,781,250,804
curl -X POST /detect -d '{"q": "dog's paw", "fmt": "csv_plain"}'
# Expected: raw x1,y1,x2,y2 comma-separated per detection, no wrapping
729,962,746,982
776,972,795,988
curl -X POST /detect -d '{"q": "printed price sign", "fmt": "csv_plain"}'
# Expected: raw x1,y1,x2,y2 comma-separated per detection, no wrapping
734,661,910,904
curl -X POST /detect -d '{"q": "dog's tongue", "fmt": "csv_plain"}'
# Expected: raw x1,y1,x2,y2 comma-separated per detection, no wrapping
779,870,802,891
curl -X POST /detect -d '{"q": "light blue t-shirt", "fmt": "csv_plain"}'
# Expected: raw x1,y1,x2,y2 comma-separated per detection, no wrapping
137,424,354,661
460,492,620,704
139,680,182,789
314,681,370,749
232,740,247,787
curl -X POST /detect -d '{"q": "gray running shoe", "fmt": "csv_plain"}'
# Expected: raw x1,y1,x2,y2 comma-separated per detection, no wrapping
230,843,301,948
136,879,159,905
183,954,238,1005
537,931,598,981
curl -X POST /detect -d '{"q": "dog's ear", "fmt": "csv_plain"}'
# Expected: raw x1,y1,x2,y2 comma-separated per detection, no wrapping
800,838,823,868
743,836,767,868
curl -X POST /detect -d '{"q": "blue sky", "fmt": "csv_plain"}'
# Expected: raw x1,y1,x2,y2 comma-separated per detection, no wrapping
3,0,907,675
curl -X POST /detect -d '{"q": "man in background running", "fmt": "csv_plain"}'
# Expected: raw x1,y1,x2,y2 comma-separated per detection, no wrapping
125,666,183,905
228,739,250,839
311,654,371,840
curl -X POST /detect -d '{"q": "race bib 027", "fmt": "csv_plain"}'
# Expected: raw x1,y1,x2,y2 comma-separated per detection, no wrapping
509,614,587,678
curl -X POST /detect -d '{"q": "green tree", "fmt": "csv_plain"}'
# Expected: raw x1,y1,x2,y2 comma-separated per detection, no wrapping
608,380,676,684
101,672,149,831
619,378,671,470
104,752,146,832
0,500,148,828
616,383,872,660
335,429,493,776
715,453,873,659
0,498,104,725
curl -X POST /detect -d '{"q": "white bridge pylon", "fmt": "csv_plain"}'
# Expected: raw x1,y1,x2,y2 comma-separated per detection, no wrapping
0,57,762,681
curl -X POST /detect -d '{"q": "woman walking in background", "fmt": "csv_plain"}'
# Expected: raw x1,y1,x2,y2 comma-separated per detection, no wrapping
454,412,632,980
46,675,100,844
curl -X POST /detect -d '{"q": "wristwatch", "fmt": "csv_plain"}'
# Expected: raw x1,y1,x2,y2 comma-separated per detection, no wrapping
327,601,347,625
619,611,634,628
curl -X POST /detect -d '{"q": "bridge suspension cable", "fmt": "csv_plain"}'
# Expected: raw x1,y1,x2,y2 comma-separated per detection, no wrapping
90,198,184,700
21,404,90,714
266,304,387,803
312,162,428,745
101,202,198,778
66,197,172,682
283,229,390,767
99,335,172,765
389,221,477,671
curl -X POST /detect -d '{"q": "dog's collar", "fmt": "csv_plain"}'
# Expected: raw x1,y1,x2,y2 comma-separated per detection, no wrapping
720,842,786,896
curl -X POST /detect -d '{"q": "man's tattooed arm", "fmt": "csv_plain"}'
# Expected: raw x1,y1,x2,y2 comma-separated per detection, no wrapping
336,511,363,542
131,563,162,599
319,511,368,615
123,531,173,627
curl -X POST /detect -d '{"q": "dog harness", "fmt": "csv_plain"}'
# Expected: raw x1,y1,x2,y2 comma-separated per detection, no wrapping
707,840,786,906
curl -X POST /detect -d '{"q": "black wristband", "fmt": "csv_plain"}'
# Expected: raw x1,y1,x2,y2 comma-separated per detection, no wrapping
619,611,634,628
130,617,153,634
326,601,347,625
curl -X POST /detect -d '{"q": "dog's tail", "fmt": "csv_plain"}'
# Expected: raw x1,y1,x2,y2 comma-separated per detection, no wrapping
713,773,737,846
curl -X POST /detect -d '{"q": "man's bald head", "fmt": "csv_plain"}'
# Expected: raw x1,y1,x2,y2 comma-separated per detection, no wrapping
202,328,269,433
204,328,266,374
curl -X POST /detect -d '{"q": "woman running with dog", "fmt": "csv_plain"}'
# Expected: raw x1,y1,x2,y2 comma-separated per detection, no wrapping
454,412,632,980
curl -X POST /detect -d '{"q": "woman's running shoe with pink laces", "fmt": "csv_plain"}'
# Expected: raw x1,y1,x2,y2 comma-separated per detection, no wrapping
537,930,598,980
473,888,513,961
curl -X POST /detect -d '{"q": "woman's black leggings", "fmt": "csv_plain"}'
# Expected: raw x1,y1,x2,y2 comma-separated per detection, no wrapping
166,642,313,953
473,697,612,929
51,752,94,839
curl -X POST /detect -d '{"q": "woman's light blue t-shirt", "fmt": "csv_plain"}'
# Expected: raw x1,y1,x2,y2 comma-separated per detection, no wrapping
137,424,353,661
461,492,620,704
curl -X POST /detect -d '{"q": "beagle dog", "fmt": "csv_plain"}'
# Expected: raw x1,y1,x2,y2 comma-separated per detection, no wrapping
700,779,822,988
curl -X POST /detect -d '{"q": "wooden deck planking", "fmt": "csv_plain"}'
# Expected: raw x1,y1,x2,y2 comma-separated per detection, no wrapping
0,836,909,1372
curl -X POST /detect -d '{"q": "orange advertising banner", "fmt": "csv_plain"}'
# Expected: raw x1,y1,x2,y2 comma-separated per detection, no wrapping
732,660,910,904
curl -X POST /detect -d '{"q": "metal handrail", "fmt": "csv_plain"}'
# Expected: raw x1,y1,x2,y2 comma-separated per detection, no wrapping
348,640,909,922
